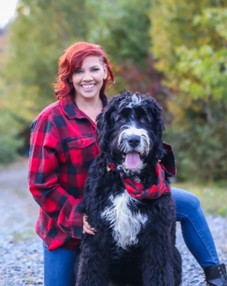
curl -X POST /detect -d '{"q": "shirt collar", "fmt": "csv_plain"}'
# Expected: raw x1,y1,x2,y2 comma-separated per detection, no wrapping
60,95,108,120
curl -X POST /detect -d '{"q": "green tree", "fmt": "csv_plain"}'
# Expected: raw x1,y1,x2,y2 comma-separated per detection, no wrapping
150,0,227,100
150,0,227,180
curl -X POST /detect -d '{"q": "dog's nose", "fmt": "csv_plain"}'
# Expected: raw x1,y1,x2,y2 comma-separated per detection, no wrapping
128,135,140,147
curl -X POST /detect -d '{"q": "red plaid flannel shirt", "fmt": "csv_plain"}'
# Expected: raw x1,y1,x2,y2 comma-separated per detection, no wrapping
28,96,107,251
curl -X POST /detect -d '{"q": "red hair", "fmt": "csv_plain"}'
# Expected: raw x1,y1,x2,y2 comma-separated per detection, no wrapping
54,42,114,100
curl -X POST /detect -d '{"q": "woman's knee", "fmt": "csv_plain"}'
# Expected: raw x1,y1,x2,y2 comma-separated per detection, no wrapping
185,192,201,211
171,187,202,215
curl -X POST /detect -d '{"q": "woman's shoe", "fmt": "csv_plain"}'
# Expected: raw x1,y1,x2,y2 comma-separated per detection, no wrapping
204,263,227,286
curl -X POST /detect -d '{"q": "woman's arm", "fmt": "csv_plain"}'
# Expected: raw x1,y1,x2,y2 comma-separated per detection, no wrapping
28,115,83,239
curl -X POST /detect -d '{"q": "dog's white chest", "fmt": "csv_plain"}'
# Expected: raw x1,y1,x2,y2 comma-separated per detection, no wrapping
101,190,148,250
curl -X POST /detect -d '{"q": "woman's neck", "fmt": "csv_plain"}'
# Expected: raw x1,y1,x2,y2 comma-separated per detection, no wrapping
75,96,103,123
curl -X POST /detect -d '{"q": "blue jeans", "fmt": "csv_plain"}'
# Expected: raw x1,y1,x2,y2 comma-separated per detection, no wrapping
43,188,220,285
172,187,219,267
43,242,79,286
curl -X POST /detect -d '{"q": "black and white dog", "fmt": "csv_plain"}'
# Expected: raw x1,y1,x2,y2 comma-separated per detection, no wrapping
76,91,182,286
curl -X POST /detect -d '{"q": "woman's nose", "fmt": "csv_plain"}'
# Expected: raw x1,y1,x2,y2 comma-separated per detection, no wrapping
83,71,93,80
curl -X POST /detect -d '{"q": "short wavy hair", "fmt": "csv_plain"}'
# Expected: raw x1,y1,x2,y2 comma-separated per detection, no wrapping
54,42,115,100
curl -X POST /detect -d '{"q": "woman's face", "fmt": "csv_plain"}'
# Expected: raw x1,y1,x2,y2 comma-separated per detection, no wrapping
71,55,107,101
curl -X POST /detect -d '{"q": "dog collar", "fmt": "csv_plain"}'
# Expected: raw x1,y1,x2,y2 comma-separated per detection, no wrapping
106,163,139,177
106,163,170,200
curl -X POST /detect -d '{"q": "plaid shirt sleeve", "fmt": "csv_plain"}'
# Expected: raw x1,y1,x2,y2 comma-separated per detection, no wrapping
28,114,83,239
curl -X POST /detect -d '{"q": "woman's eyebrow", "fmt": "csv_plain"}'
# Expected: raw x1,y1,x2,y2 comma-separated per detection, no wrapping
76,65,100,70
90,65,100,68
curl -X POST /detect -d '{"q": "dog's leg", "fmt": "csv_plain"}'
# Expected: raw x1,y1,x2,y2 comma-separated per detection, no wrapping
167,198,182,286
140,232,176,286
139,196,180,286
172,246,182,286
75,233,110,286
170,221,182,286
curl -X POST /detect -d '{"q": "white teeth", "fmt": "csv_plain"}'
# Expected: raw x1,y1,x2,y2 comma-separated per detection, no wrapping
82,84,95,88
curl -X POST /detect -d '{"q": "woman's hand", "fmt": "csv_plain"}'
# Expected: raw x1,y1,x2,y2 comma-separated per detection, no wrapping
83,214,96,235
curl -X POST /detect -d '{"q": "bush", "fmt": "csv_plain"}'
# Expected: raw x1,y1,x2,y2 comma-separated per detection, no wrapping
164,99,227,181
0,110,23,163
0,134,23,163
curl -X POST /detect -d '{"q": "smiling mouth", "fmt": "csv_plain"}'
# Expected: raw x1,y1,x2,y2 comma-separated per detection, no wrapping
81,84,95,89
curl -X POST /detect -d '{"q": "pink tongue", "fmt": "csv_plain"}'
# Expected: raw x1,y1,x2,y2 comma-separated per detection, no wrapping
125,152,141,169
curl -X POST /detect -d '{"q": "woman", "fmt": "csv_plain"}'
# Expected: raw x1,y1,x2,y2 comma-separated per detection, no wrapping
28,42,226,286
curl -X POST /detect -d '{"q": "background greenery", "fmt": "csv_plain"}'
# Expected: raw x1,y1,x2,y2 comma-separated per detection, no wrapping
0,1,226,191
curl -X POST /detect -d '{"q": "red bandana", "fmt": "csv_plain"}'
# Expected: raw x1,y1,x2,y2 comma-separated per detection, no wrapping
107,163,170,200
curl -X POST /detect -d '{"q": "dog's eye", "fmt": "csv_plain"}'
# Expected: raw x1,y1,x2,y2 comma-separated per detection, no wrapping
140,117,147,122
118,116,126,122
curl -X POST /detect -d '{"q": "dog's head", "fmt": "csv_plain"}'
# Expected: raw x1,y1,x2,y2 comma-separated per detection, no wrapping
96,91,165,171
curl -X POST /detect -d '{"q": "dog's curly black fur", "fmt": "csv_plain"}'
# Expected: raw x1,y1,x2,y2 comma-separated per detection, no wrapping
75,91,182,286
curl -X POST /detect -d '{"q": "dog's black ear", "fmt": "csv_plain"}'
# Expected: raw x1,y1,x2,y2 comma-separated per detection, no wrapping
96,101,115,152
145,97,166,160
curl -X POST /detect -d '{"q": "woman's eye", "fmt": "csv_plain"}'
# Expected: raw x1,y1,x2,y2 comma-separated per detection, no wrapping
92,68,100,72
75,69,83,74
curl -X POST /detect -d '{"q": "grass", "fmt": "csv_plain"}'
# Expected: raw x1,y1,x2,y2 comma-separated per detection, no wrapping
0,156,28,171
12,229,36,242
172,180,227,216
11,188,28,197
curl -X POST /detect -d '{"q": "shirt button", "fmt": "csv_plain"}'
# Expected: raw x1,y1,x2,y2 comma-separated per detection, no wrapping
81,142,84,146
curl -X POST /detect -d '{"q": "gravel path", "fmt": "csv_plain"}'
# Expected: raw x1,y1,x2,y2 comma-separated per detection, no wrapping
0,159,226,286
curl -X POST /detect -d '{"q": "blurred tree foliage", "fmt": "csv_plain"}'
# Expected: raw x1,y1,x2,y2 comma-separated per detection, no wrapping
0,113,23,163
0,77,23,162
150,0,227,180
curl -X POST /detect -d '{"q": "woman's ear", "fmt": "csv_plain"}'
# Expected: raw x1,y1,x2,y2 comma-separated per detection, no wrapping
103,64,108,80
